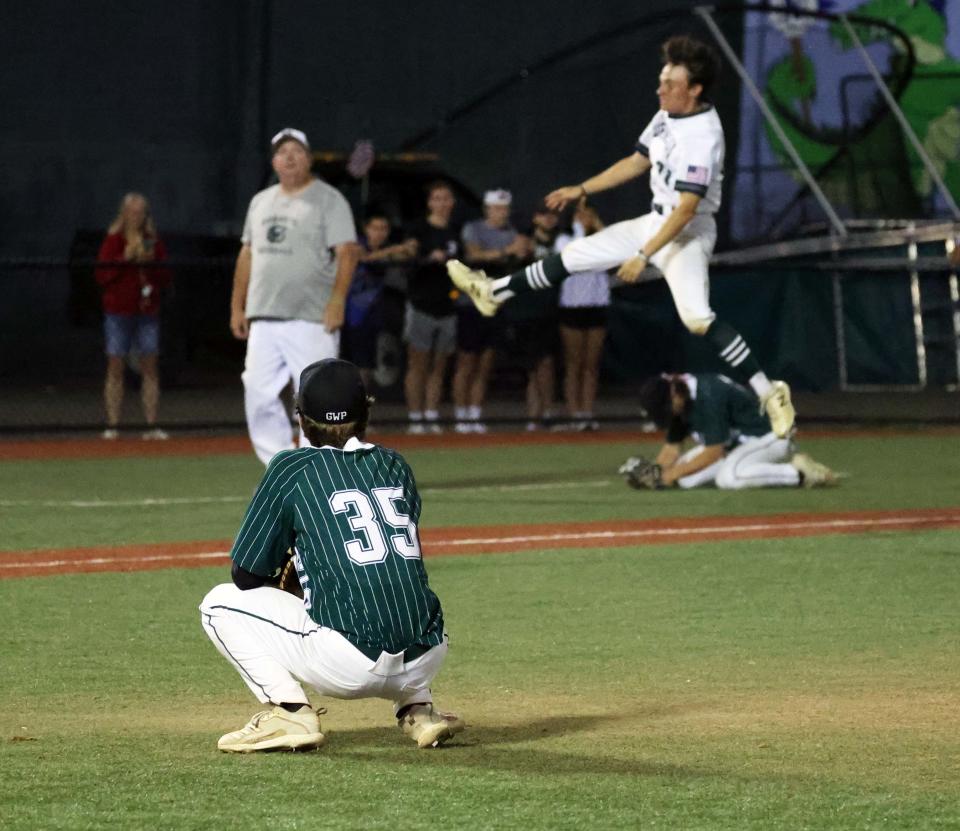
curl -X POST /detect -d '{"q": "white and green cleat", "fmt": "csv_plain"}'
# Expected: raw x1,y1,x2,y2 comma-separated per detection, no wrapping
447,260,501,317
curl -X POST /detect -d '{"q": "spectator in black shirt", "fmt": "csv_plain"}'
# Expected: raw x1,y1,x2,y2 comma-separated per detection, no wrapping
400,181,460,433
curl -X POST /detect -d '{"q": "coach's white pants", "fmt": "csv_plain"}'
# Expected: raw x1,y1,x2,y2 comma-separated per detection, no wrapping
560,212,717,333
677,432,799,490
200,583,446,714
242,319,339,465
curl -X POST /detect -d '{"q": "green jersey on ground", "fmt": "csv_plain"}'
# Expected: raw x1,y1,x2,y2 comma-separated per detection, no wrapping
231,438,444,657
688,374,771,446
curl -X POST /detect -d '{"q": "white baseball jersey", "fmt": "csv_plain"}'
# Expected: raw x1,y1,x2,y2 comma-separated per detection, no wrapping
636,105,724,214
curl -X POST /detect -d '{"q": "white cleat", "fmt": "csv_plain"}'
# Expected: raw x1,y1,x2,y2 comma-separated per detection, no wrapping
790,453,840,488
447,260,501,317
399,703,466,749
760,380,795,438
217,705,326,753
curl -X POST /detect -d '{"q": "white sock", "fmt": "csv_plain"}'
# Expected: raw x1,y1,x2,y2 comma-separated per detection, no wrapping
491,276,514,300
454,406,468,420
409,411,423,422
424,409,439,422
468,405,481,420
749,372,772,398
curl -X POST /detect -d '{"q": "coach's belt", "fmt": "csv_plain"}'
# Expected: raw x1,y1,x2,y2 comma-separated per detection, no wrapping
651,202,664,214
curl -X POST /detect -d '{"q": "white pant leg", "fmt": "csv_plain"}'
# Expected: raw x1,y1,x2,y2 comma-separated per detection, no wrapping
243,321,298,464
274,320,340,449
675,444,724,489
714,433,798,490
559,216,650,272
199,583,446,711
656,214,717,334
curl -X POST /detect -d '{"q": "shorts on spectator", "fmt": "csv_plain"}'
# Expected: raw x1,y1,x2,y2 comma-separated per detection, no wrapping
456,306,498,354
404,304,456,354
104,313,160,357
498,316,557,370
559,306,608,330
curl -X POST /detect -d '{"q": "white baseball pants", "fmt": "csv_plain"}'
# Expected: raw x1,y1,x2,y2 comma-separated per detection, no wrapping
560,212,718,333
677,432,799,490
242,319,339,464
200,583,447,714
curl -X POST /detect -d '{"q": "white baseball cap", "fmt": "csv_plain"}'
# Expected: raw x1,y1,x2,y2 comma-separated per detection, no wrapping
271,127,310,152
483,189,512,206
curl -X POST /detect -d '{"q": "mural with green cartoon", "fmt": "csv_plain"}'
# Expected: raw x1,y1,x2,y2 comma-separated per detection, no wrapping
749,0,960,236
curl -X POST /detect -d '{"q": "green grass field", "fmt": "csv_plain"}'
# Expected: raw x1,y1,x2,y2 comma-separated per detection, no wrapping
1,432,959,829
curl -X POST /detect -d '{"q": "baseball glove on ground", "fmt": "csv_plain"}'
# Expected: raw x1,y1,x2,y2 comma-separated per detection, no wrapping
271,550,304,598
617,456,664,490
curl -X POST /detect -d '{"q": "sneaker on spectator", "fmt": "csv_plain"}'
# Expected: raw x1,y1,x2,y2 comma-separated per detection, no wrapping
142,428,169,440
101,428,119,440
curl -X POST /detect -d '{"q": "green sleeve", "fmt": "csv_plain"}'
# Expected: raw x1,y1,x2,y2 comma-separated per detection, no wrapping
230,451,298,576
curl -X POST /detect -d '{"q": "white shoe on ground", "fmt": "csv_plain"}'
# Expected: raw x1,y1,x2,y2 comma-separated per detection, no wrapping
217,705,326,753
791,453,839,487
398,703,465,749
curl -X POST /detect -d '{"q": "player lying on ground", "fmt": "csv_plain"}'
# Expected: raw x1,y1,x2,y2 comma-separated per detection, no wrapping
619,373,839,490
199,358,463,752
447,34,795,438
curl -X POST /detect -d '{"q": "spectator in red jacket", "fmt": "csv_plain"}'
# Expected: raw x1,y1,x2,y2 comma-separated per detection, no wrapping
95,192,171,439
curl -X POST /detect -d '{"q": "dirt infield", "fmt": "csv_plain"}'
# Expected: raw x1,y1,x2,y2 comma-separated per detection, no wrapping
2,507,958,579
0,431,649,460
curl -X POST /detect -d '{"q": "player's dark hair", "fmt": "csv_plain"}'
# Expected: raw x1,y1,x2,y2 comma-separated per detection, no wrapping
661,35,720,100
300,396,374,449
638,376,673,428
363,204,391,226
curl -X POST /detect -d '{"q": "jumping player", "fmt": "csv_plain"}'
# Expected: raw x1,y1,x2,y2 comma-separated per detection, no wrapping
448,35,796,437
199,358,463,752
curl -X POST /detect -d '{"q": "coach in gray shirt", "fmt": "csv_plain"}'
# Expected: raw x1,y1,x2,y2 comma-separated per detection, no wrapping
230,127,360,464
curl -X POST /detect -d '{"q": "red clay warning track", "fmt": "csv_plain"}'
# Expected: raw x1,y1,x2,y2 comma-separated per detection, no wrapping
2,507,958,579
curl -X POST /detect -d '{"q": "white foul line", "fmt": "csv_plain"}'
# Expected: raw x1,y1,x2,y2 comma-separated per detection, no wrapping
430,514,960,547
4,513,958,572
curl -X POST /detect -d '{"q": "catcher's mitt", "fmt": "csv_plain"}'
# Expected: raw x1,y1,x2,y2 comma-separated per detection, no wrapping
617,455,664,491
271,549,304,598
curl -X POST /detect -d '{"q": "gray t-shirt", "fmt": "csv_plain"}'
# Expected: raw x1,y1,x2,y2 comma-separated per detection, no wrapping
461,219,517,253
241,179,357,322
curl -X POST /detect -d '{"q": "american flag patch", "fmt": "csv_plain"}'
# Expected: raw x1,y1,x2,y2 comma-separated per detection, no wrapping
685,165,709,185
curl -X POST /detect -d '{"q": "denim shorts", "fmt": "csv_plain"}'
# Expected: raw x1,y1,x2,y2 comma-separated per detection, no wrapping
104,313,160,357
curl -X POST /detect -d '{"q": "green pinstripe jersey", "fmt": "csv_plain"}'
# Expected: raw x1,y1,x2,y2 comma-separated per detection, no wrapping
688,374,770,446
230,437,444,656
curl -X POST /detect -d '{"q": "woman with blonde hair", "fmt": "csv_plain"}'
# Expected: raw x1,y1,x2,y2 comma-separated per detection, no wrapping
95,192,171,439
